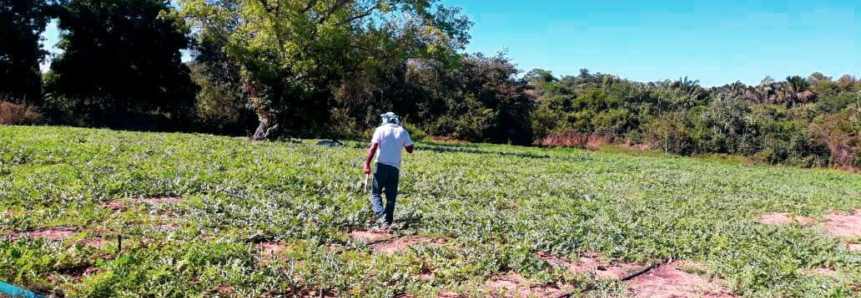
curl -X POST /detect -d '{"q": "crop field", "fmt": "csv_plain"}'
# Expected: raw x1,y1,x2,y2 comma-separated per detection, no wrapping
1,126,860,298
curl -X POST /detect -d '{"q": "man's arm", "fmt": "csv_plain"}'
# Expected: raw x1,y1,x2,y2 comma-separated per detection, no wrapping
363,143,379,174
404,129,414,154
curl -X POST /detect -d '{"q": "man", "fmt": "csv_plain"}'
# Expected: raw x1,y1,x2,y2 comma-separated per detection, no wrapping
363,112,414,231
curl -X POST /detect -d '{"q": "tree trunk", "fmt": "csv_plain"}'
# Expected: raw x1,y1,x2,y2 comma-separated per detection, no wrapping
245,80,275,141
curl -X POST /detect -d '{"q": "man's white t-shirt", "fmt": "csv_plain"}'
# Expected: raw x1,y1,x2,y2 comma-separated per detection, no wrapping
371,123,413,170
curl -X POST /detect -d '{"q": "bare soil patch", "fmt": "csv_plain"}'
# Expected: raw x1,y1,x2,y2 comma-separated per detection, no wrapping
482,272,571,298
105,200,125,211
414,272,435,281
370,236,447,254
257,242,291,257
626,261,736,298
824,210,861,238
801,267,838,277
350,230,395,244
216,284,235,294
756,212,816,226
49,266,100,283
140,196,183,204
7,227,77,241
537,251,646,280
400,272,571,298
847,243,861,253
81,238,111,249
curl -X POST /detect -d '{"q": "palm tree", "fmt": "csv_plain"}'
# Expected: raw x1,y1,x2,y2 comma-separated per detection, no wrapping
673,76,704,100
786,75,809,94
785,75,814,106
757,76,776,103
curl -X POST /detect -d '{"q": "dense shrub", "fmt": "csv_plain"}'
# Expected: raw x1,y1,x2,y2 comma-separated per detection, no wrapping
0,101,43,125
524,71,860,170
401,123,428,142
641,111,695,155
809,105,861,168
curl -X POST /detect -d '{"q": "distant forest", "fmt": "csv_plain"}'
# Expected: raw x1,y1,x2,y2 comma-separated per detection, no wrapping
2,0,859,170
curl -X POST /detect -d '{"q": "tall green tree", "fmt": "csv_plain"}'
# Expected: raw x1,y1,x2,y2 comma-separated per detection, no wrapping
0,0,53,103
177,0,471,139
185,1,255,135
523,68,557,84
46,0,196,128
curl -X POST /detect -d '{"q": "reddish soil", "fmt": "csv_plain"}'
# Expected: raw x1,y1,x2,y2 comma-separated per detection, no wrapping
436,291,465,298
49,266,100,283
823,210,861,238
847,243,861,252
216,284,235,294
258,242,291,257
105,200,125,211
414,272,435,281
537,251,646,280
801,267,838,277
7,227,77,241
400,272,571,298
81,238,111,249
350,230,395,244
370,236,447,254
482,272,571,298
755,212,816,226
626,261,736,298
140,196,183,204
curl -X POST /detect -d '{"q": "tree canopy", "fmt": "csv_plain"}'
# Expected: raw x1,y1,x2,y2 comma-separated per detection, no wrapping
0,0,53,103
177,0,472,139
45,0,197,128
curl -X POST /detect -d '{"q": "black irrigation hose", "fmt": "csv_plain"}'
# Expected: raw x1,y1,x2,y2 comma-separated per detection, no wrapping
556,260,666,298
620,262,662,281
328,230,670,298
326,227,675,297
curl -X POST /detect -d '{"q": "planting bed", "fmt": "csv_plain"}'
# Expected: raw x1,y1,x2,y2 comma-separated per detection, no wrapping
1,126,860,297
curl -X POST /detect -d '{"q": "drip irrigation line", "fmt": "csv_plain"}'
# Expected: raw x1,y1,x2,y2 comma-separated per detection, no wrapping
620,262,662,281
556,260,667,298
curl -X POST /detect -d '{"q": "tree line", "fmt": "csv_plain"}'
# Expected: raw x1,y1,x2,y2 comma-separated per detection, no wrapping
1,0,859,169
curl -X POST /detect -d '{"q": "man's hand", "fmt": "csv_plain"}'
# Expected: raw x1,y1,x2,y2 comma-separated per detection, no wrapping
363,165,372,174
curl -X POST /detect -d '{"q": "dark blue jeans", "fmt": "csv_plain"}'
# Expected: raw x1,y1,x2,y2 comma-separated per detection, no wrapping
371,163,399,225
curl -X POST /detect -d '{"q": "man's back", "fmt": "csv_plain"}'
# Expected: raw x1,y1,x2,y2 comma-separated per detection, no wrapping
372,123,413,169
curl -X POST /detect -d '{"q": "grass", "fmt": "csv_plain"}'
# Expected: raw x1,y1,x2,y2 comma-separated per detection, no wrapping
1,125,860,297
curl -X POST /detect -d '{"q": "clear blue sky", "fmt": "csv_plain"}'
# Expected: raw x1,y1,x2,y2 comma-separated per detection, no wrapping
441,0,858,86
41,0,858,87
